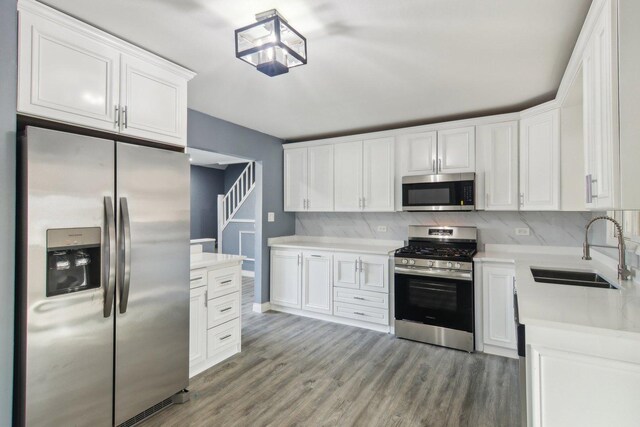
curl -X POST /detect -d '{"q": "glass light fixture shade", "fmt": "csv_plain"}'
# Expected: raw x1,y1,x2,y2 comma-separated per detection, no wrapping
235,13,307,77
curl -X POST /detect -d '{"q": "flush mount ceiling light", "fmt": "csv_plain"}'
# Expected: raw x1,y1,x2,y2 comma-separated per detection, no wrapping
235,9,307,77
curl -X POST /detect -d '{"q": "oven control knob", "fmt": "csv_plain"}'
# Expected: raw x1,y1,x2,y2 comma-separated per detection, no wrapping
447,261,453,268
402,258,408,265
455,262,461,269
409,259,416,265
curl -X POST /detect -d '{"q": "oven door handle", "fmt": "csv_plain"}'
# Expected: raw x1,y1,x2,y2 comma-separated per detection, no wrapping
394,266,472,281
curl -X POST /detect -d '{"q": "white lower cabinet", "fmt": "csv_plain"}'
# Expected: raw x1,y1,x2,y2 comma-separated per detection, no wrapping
476,261,517,358
270,249,302,308
189,261,242,378
302,252,332,315
270,248,391,331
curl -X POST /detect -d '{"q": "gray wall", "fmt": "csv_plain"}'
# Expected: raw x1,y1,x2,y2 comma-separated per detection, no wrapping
296,211,600,249
221,190,256,271
0,0,16,423
190,165,224,240
188,109,295,303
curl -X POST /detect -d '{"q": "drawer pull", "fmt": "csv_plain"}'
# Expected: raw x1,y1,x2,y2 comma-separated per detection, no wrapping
220,307,232,313
220,334,232,341
190,277,203,282
354,312,366,316
221,280,232,285
353,296,365,300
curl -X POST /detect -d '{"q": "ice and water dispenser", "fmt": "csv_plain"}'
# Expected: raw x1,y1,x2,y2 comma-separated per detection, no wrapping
46,227,101,296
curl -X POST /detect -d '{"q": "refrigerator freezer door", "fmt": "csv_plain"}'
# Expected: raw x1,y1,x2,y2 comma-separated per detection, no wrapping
114,142,190,425
20,127,115,426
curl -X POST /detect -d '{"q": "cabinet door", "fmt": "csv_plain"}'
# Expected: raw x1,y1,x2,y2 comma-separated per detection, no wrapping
334,141,363,211
333,253,360,289
583,37,598,210
284,148,308,212
437,127,476,173
362,137,394,212
482,265,516,350
270,250,301,308
119,54,188,146
307,145,334,211
588,5,617,210
478,122,519,210
189,286,207,371
397,132,437,175
18,9,120,132
302,252,332,315
520,110,560,210
359,255,389,293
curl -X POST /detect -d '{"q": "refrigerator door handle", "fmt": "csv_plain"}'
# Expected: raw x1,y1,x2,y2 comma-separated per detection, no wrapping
119,197,132,314
104,196,116,317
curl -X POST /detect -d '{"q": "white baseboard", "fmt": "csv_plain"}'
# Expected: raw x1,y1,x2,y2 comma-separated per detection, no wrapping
482,343,518,359
252,302,271,313
242,270,255,277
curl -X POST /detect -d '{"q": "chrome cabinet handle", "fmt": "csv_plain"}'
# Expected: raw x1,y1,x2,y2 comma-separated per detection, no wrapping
359,259,363,272
221,307,232,313
205,291,208,307
438,158,442,172
114,106,120,128
118,197,132,314
220,334,232,341
353,296,365,300
297,254,301,265
485,193,489,207
190,276,203,282
306,199,310,210
358,197,362,208
519,193,524,207
585,174,598,203
123,106,128,129
354,312,365,316
103,196,116,318
221,280,232,285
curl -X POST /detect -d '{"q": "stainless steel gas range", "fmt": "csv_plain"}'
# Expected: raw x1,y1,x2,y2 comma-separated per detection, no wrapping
394,225,477,352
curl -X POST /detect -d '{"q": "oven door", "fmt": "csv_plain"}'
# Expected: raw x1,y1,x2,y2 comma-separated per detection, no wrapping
402,175,474,211
394,270,473,332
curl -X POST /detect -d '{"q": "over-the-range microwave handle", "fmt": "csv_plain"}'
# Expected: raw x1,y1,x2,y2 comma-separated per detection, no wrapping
118,197,132,314
103,196,116,318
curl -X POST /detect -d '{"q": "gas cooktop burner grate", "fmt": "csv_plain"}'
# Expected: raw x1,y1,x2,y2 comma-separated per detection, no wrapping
395,246,477,260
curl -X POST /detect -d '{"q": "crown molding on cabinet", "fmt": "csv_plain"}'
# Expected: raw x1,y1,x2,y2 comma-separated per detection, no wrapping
17,0,196,81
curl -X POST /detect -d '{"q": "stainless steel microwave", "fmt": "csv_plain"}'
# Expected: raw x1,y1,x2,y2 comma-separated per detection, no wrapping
402,173,475,211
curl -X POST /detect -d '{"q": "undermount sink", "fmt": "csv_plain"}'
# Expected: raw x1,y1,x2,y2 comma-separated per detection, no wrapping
530,268,619,289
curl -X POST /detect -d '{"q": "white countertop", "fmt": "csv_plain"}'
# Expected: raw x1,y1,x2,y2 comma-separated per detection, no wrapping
475,245,640,339
268,235,404,255
190,252,245,270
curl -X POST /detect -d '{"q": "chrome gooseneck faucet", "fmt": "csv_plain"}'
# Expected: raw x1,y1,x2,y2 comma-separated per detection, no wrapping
582,215,631,280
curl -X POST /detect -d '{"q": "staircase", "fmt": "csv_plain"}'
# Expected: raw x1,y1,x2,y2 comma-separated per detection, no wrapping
217,162,256,251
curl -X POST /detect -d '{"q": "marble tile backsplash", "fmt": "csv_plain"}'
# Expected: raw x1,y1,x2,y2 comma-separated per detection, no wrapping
295,211,602,249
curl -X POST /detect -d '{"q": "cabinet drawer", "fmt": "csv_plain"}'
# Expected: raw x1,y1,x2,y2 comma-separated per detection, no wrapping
190,268,207,289
333,288,388,310
207,292,240,329
207,266,240,298
207,318,240,358
333,301,389,325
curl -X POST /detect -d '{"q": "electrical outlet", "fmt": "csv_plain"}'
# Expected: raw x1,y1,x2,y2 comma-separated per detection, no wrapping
268,212,275,222
377,225,387,232
515,227,530,236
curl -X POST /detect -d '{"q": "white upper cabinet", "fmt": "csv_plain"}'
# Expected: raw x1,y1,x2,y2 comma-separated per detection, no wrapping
284,148,307,212
437,127,476,174
519,109,561,211
332,138,394,212
334,141,363,212
17,0,195,147
362,138,394,212
307,145,334,211
118,54,187,146
18,6,121,132
396,131,437,176
477,121,519,211
284,145,334,212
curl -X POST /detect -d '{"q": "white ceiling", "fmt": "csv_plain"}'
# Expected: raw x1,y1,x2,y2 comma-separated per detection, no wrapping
42,0,592,141
187,148,250,169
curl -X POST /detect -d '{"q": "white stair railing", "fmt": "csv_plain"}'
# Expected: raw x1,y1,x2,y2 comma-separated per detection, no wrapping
217,162,256,252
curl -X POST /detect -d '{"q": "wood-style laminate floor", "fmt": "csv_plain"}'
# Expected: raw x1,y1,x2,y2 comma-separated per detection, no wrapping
140,277,520,427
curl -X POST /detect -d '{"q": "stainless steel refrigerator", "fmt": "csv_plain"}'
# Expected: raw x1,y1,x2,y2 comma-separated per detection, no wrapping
17,126,190,426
